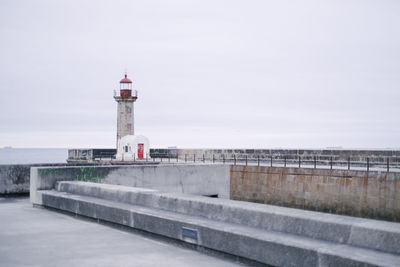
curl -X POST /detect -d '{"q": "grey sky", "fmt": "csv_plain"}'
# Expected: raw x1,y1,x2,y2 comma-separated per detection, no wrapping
0,0,399,149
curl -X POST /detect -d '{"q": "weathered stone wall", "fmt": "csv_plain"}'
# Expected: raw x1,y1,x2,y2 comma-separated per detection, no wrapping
0,165,31,194
116,100,135,140
230,166,400,221
0,164,66,195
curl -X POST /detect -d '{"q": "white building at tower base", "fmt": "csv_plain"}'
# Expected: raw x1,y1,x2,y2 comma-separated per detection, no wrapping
115,134,150,161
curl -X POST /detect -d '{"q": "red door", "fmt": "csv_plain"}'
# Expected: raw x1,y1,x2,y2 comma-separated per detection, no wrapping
138,144,144,159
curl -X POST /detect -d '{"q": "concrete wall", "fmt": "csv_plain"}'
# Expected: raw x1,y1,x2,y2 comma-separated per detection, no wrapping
0,164,66,195
30,164,230,205
101,164,230,198
30,165,114,205
230,166,400,221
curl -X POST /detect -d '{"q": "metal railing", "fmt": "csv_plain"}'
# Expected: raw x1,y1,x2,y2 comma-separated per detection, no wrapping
147,154,400,173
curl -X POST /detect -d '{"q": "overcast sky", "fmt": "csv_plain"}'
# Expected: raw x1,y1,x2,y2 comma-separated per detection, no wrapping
0,0,399,149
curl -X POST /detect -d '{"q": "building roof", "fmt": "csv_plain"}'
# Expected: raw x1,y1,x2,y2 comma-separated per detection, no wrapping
120,74,132,83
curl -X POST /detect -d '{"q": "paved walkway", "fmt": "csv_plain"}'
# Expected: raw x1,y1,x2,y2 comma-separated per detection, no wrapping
0,197,244,267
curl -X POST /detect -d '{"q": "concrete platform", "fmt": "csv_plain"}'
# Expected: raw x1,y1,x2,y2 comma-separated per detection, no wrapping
0,197,244,267
34,181,400,266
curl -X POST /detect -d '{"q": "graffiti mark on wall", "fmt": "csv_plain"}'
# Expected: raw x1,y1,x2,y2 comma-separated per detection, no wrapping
39,168,60,176
74,167,101,183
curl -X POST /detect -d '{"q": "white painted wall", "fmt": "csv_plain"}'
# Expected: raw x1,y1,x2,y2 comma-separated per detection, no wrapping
116,135,150,161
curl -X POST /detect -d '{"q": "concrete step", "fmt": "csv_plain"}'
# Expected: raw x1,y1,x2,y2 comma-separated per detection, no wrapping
40,189,400,267
55,181,400,255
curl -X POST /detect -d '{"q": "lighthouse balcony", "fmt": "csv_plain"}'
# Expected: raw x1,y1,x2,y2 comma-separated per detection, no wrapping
114,89,138,100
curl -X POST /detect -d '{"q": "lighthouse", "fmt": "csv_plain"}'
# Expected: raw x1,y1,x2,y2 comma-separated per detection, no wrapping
114,73,137,140
114,73,149,161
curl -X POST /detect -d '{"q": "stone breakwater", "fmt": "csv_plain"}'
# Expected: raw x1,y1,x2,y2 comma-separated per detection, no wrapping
29,164,400,221
4,162,400,221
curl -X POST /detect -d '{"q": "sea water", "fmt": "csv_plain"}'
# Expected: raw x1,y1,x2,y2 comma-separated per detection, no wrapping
0,148,68,164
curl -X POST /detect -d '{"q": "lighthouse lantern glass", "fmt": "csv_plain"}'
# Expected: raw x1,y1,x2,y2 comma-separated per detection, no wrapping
120,83,131,90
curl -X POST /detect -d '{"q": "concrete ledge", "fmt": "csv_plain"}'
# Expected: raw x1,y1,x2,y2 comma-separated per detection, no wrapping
348,221,400,255
55,181,400,255
39,189,400,267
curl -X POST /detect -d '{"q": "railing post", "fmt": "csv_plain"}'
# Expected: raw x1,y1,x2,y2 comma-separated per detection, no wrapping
212,154,215,163
348,157,350,170
284,156,287,168
298,156,301,168
330,156,333,169
314,156,316,169
270,156,272,167
245,155,248,166
146,154,148,162
194,154,196,163
185,154,187,163
257,155,260,167
203,154,205,163
223,155,225,164
387,157,390,173
234,154,236,165
367,157,369,172
134,153,136,162
160,156,162,162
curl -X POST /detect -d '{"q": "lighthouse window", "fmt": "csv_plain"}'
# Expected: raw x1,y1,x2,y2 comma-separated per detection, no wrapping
125,146,128,153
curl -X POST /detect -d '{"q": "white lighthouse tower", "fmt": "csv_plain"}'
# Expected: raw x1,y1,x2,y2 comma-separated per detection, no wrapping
114,73,149,161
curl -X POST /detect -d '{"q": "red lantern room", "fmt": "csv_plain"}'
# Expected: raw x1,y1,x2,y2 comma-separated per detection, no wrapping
120,73,132,98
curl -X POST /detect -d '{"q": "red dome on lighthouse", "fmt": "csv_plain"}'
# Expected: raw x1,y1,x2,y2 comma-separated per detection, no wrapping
120,74,132,83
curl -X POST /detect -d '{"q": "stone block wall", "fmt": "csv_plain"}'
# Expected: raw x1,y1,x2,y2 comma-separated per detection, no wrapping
230,166,400,221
